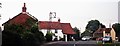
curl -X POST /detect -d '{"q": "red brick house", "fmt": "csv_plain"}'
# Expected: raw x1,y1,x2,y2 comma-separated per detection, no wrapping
93,28,116,41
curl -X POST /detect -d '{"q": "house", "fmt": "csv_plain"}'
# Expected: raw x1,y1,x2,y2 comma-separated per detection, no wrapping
2,3,75,41
2,3,38,31
38,19,76,41
93,28,116,41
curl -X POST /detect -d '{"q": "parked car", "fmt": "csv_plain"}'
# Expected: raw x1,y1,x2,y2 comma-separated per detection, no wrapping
81,36,91,41
96,37,103,41
102,36,112,43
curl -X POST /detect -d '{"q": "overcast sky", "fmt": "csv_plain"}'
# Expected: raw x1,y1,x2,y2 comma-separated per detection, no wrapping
0,0,119,33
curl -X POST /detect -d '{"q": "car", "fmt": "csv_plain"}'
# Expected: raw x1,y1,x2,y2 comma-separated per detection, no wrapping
81,36,91,41
102,36,112,43
96,37,103,41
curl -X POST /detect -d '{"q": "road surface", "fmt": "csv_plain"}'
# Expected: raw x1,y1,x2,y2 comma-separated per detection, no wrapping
41,41,99,46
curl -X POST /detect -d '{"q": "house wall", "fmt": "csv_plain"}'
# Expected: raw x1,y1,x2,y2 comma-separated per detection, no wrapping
103,31,105,37
103,31,111,37
110,28,116,41
103,31,110,37
103,28,116,41
39,29,63,40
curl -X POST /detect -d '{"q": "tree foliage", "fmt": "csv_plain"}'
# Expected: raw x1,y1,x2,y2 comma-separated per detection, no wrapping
2,30,22,46
45,31,53,42
112,23,120,42
82,20,105,37
112,23,120,37
73,27,80,41
81,29,92,37
86,20,100,33
2,18,45,46
100,23,106,28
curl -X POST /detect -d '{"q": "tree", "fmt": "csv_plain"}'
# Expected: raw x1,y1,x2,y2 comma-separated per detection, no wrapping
81,29,92,37
82,20,106,37
100,23,106,28
86,20,100,33
33,31,45,43
2,24,45,46
2,30,22,46
45,31,53,42
73,27,80,41
2,18,45,46
112,23,120,42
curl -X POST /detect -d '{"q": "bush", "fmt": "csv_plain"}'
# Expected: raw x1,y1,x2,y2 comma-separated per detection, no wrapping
45,32,53,42
33,31,45,43
2,30,22,46
21,32,39,46
2,31,45,46
118,39,120,42
3,21,46,46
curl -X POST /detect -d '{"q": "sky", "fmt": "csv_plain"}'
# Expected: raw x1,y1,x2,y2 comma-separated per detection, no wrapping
0,0,119,33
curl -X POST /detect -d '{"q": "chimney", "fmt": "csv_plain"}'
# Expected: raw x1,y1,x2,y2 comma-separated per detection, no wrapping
22,3,27,12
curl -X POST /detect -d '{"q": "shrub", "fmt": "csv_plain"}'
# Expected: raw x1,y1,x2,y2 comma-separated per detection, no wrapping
2,30,22,46
45,31,53,42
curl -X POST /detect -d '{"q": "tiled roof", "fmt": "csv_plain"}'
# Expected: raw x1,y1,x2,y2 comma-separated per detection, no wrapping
2,13,37,25
38,21,76,34
2,3,37,26
39,21,62,29
104,28,112,32
61,23,76,34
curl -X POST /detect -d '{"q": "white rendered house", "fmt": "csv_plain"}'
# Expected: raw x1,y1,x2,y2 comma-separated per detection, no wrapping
38,20,76,41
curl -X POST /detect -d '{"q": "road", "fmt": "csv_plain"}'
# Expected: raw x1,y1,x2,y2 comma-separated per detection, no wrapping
41,41,99,46
41,41,120,46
